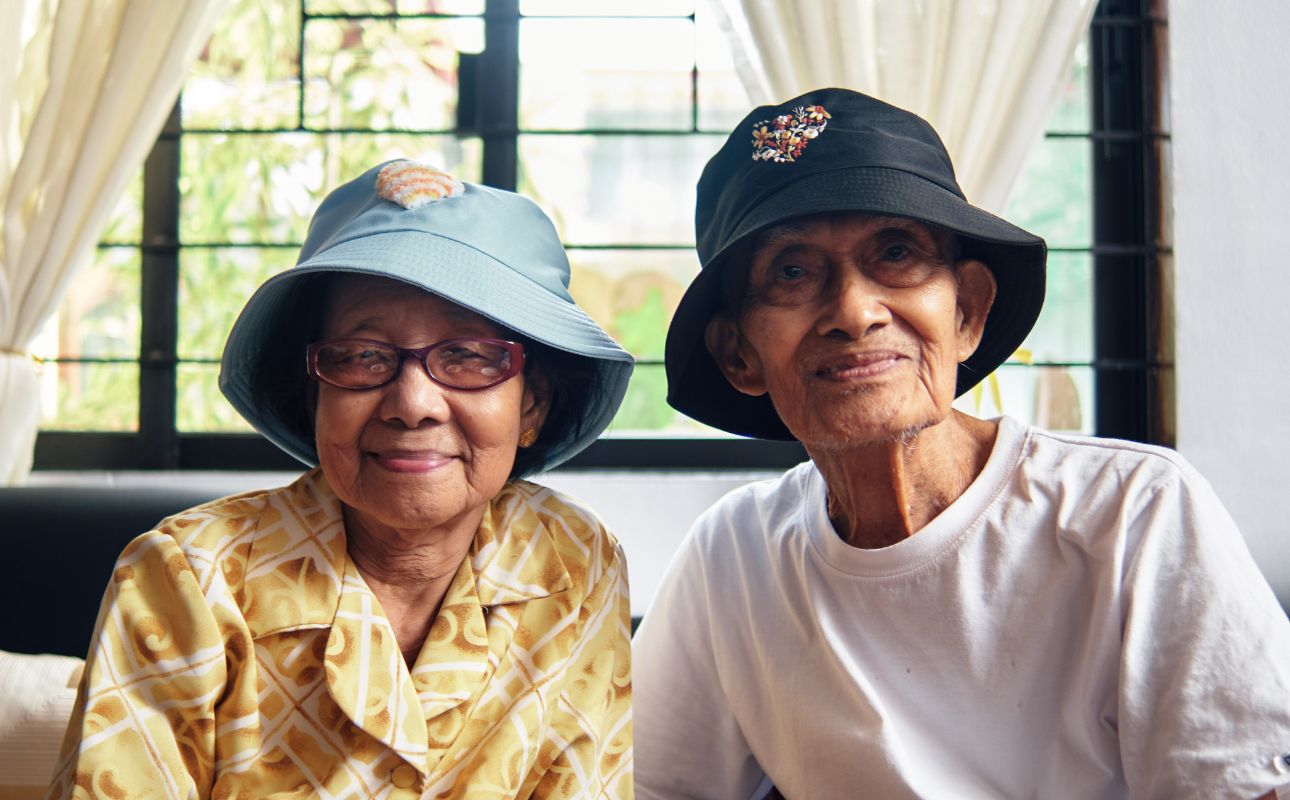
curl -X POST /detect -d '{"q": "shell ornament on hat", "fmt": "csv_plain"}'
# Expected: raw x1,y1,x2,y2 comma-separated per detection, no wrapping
219,159,634,473
375,161,464,208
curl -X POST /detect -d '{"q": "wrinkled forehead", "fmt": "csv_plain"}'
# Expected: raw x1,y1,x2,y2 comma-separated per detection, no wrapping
322,272,486,334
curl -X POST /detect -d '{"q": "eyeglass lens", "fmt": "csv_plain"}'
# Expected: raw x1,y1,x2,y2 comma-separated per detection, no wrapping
313,339,517,390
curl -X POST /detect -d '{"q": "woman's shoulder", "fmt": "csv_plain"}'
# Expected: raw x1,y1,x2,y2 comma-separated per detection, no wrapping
150,483,281,546
493,479,624,579
141,471,341,586
500,479,618,543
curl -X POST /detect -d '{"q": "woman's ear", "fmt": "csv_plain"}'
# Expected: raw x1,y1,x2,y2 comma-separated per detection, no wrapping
520,367,551,436
704,312,768,397
954,259,998,362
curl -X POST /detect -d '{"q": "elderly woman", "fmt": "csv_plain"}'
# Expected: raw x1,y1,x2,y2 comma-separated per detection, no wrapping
49,161,635,798
633,89,1290,799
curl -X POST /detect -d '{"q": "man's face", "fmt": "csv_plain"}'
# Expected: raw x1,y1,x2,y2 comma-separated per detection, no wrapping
706,213,995,450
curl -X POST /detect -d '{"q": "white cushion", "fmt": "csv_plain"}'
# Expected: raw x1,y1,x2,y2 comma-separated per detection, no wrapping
0,651,83,799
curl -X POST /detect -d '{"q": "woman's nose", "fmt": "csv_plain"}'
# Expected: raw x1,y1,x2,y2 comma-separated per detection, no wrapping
815,268,891,339
378,357,451,427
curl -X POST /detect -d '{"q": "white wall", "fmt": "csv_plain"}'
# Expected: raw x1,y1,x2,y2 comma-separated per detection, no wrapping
1170,1,1290,602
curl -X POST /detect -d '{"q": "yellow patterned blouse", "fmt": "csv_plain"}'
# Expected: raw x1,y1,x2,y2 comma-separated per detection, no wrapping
47,469,632,799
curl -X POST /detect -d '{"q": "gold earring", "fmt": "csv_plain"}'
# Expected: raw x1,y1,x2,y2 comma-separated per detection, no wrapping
518,429,537,448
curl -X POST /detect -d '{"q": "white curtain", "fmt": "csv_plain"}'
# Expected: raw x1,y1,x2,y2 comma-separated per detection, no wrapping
707,0,1097,212
0,0,230,484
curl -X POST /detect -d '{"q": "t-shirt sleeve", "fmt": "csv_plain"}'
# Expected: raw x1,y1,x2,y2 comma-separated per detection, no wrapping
46,531,230,799
632,515,768,800
1117,466,1290,799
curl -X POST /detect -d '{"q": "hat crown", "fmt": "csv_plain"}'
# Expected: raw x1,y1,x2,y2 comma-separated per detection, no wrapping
299,161,573,299
696,88,963,265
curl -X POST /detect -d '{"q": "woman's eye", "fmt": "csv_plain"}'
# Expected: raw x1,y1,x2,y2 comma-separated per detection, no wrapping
777,263,808,280
443,347,486,361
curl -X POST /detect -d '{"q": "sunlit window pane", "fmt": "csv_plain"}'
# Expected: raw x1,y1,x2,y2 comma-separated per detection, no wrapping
520,0,694,16
31,247,140,361
520,134,721,245
182,0,302,130
695,6,749,132
520,19,694,130
1003,137,1091,249
304,17,482,130
178,248,295,361
180,133,482,244
605,363,724,436
1022,252,1093,363
955,364,1093,435
177,364,254,432
306,0,483,12
567,249,697,360
36,363,140,432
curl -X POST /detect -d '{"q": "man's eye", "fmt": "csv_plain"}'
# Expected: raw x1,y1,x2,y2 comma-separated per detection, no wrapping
777,263,808,280
880,243,910,261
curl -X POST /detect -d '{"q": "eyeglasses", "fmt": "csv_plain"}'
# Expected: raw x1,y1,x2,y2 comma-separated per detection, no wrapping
307,337,525,391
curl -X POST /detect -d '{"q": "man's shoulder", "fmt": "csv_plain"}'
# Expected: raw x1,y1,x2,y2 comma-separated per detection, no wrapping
684,461,819,551
1012,420,1204,496
704,460,814,513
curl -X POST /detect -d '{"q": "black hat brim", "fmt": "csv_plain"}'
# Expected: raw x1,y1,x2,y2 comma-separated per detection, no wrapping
665,165,1047,441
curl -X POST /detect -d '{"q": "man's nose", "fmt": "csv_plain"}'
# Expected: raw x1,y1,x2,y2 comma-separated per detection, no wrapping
815,268,891,339
378,356,451,427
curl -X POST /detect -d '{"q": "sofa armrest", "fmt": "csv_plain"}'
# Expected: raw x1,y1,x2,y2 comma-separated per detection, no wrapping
0,486,222,657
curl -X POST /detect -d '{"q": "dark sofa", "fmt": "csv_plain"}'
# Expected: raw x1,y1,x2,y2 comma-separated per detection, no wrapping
1,485,226,658
2,483,1285,659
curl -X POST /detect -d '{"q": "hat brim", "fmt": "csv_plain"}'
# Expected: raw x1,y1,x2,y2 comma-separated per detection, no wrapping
665,166,1046,440
220,230,633,470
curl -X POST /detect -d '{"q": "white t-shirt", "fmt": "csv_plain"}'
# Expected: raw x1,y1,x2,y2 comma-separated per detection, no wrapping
633,417,1290,799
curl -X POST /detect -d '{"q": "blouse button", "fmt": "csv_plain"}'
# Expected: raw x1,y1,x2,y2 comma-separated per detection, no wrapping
391,763,419,789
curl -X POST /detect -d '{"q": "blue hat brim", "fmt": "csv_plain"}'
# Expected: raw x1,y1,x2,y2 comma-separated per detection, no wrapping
220,229,633,472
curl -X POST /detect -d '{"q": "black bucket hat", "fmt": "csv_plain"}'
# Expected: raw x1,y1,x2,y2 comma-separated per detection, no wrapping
665,87,1047,440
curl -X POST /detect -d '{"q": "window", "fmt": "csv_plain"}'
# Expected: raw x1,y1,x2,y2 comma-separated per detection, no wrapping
31,0,1166,470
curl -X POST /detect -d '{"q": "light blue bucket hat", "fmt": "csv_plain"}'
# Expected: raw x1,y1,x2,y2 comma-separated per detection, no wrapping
219,159,634,473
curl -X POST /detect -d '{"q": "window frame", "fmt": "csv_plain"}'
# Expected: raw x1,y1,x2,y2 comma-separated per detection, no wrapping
31,0,1166,472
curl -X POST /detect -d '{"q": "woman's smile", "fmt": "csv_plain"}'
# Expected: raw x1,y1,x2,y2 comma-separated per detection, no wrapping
366,447,458,473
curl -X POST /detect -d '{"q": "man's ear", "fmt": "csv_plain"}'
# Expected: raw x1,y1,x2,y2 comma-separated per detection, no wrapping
704,312,768,397
954,259,998,362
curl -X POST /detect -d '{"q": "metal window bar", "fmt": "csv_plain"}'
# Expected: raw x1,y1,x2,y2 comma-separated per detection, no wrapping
33,0,1165,470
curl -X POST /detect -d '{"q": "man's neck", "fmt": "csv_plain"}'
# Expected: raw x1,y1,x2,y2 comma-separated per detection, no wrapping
807,411,998,550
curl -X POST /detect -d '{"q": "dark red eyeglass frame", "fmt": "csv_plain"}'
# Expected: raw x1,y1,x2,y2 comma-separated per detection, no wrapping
306,337,526,391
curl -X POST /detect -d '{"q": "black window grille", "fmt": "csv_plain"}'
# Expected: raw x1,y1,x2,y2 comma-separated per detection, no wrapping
31,0,1167,471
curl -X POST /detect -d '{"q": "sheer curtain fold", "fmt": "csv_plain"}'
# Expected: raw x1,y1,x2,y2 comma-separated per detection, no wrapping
707,0,1097,212
0,0,229,484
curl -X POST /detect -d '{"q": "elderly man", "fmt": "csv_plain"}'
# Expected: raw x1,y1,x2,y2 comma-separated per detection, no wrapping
633,88,1290,799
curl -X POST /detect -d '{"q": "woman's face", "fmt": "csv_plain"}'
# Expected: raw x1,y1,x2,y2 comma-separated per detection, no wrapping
312,274,546,535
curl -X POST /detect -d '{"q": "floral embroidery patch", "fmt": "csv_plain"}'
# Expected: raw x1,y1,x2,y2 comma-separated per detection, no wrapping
750,105,831,163
376,160,464,209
